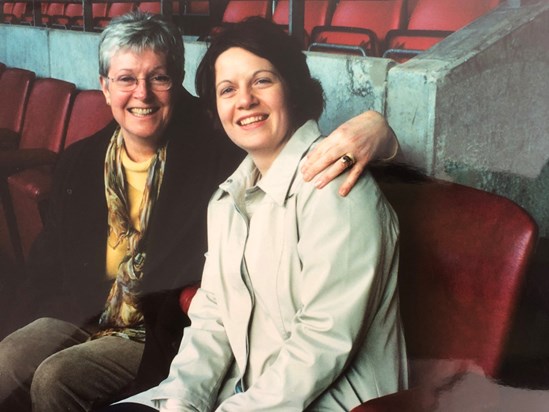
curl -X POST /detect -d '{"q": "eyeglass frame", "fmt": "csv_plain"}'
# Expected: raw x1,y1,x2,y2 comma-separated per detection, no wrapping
105,74,174,92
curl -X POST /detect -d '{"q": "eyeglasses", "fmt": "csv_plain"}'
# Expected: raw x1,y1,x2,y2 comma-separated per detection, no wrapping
107,74,173,92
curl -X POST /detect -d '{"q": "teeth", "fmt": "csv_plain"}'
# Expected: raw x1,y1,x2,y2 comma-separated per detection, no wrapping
130,107,155,115
239,115,267,126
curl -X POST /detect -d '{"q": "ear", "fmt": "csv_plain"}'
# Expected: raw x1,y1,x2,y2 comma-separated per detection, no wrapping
99,76,111,106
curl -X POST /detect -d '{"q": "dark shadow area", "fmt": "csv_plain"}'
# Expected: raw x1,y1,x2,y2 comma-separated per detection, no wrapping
499,236,549,389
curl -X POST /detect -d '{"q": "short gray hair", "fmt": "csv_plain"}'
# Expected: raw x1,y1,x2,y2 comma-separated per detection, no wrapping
98,12,185,84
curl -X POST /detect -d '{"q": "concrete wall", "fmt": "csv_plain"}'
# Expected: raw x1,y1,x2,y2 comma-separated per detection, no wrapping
0,27,392,136
386,2,549,235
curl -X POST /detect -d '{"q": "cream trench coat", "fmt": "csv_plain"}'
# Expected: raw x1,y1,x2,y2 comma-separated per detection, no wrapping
133,120,407,411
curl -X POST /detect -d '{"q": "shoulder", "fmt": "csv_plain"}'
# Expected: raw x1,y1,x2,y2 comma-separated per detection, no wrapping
55,121,115,179
294,169,397,230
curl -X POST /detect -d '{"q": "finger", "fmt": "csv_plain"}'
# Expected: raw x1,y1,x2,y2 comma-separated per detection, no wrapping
312,156,352,189
302,141,345,182
338,163,365,197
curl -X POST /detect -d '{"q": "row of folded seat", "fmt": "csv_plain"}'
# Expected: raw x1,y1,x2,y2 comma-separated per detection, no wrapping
1,0,501,58
0,63,113,267
1,0,185,30
196,0,501,61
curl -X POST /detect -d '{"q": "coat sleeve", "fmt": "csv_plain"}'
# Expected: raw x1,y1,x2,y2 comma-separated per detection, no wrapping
150,250,236,412
216,173,400,411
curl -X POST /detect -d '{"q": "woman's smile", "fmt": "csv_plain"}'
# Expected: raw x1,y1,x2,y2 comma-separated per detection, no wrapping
215,47,292,174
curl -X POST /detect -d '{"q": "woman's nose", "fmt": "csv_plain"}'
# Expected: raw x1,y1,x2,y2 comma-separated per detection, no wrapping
133,78,152,98
237,88,258,109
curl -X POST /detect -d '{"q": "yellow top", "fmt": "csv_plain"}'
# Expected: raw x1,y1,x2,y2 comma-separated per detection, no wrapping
105,147,152,279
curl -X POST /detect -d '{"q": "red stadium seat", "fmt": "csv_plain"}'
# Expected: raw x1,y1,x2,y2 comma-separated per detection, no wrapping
49,3,84,29
18,2,66,26
222,0,272,23
63,89,113,148
384,0,501,62
350,174,537,411
308,0,405,57
15,78,76,152
178,173,538,411
60,3,108,30
0,66,34,265
2,2,28,24
0,68,35,149
272,0,334,47
204,0,273,39
93,2,136,30
2,2,13,16
0,77,75,265
137,1,181,15
7,89,113,260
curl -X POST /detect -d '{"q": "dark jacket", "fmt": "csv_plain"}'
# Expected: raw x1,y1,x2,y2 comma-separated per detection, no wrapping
17,88,243,397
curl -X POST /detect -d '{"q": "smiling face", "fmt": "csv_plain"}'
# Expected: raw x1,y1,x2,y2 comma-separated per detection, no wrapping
100,48,175,159
215,47,292,174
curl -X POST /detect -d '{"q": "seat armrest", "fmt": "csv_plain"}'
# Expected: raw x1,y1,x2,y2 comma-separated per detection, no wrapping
309,25,380,56
179,284,200,314
0,149,58,175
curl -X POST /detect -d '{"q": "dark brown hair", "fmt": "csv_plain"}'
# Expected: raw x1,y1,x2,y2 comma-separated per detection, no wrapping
195,17,324,130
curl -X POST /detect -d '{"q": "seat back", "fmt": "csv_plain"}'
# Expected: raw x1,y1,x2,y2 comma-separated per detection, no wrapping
222,0,272,24
3,2,13,14
94,2,135,28
308,0,404,56
138,1,181,15
408,0,500,31
3,2,27,22
40,2,66,24
50,2,83,27
64,90,113,148
106,1,136,17
272,0,333,37
69,3,108,27
0,68,35,134
186,0,209,14
6,89,113,260
64,2,83,17
378,177,537,378
330,0,404,41
45,3,66,17
18,78,76,152
12,1,27,15
384,0,500,61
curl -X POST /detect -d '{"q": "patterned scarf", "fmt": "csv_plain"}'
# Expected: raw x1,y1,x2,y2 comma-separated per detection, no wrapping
92,128,167,342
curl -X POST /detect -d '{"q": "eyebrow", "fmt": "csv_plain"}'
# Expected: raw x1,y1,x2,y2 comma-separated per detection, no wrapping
112,65,168,74
215,69,279,89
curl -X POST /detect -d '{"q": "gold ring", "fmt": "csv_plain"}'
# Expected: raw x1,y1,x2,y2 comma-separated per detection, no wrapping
340,153,356,168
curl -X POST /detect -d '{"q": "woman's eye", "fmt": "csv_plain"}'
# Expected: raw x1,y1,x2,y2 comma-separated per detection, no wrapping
151,75,171,83
118,76,136,84
255,77,273,86
219,87,234,96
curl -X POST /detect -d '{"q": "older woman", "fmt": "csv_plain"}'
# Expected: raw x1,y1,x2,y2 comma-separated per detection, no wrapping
0,12,399,412
107,17,407,412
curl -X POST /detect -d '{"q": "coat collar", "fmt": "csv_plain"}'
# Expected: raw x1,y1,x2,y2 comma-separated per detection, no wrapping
217,120,322,207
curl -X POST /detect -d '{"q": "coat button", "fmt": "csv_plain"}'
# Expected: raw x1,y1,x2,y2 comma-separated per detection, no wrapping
66,188,73,195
